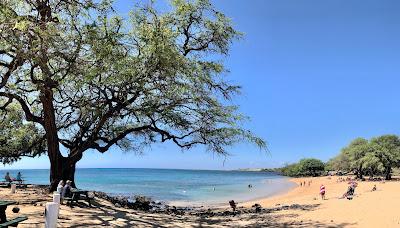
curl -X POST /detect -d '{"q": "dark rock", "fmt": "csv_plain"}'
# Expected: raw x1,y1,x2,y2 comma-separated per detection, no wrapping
12,207,20,213
289,204,302,209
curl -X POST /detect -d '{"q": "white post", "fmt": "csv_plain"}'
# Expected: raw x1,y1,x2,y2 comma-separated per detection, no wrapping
53,193,61,204
45,202,59,228
53,192,61,217
10,184,16,194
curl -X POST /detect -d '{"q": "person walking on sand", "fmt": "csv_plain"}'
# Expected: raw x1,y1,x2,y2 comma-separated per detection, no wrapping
320,184,326,200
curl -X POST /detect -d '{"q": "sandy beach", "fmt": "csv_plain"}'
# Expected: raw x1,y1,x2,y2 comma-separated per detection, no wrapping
0,175,397,227
244,176,400,227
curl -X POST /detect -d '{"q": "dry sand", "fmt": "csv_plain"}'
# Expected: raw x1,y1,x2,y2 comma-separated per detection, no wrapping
244,176,400,227
1,176,400,227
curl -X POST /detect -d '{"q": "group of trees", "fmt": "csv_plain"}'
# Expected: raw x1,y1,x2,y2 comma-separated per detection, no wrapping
0,0,265,191
276,134,400,180
277,158,325,177
326,135,400,180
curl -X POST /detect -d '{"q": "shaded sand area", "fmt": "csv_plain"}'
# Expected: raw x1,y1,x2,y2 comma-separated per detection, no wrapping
1,176,400,227
0,186,316,227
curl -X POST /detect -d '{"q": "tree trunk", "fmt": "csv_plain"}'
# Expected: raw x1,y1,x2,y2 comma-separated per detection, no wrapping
385,167,392,180
40,88,77,192
49,156,78,191
357,165,363,179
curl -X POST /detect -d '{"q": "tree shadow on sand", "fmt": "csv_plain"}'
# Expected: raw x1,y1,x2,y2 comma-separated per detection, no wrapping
17,200,357,227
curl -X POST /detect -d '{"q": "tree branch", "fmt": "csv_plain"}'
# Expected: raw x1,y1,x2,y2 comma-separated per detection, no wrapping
0,92,44,125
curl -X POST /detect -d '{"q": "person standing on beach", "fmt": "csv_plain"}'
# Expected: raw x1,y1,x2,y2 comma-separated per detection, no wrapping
320,184,326,200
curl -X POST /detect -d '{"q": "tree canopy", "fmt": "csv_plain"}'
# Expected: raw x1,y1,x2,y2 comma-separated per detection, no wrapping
277,158,325,177
327,135,400,180
297,158,325,177
0,0,265,189
370,135,400,180
277,134,400,180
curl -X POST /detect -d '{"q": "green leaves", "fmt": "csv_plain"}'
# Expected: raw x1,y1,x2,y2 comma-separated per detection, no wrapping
329,135,400,179
0,105,45,164
0,0,265,164
278,158,325,177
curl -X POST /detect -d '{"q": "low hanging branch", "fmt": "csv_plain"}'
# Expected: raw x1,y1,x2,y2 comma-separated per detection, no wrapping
0,0,266,191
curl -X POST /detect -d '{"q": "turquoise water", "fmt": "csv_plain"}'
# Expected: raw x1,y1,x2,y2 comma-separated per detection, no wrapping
0,168,295,205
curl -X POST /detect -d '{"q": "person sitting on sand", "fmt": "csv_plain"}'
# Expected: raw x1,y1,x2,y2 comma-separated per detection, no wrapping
346,185,355,200
4,172,13,183
320,184,326,200
372,184,377,192
341,183,356,200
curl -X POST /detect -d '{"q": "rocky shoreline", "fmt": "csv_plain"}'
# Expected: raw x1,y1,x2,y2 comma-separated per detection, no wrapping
19,185,317,219
92,190,317,217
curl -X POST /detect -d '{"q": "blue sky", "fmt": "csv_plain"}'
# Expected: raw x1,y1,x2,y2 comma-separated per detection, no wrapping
5,0,400,170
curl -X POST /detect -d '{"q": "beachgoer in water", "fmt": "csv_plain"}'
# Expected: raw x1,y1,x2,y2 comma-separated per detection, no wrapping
320,184,326,200
248,184,253,188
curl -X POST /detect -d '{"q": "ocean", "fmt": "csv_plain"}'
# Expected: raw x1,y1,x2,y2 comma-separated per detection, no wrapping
0,168,295,205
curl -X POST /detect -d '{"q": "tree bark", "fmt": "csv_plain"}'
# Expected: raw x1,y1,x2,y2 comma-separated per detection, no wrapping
49,156,78,191
40,88,80,191
385,167,392,180
357,165,363,179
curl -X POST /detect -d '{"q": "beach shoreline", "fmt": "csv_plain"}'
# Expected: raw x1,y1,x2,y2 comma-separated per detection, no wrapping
168,176,297,208
2,175,400,227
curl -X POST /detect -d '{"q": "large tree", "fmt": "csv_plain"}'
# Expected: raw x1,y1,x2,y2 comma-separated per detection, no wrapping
342,138,370,179
297,158,325,177
0,0,265,190
370,135,400,180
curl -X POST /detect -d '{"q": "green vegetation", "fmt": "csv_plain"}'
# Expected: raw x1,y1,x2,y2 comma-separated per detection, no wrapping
0,0,265,190
328,135,400,180
276,134,400,179
276,158,325,177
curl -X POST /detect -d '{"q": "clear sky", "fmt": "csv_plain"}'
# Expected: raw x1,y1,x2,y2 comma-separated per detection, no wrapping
5,0,400,170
